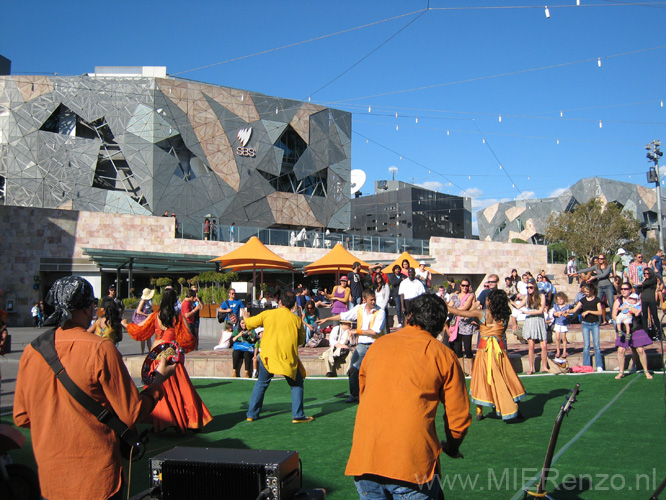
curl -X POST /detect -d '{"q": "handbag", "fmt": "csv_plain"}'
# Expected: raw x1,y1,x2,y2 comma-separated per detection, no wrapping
448,319,459,342
31,328,147,461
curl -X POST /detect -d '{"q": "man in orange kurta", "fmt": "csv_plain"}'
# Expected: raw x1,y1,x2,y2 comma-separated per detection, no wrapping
345,293,471,499
13,276,175,500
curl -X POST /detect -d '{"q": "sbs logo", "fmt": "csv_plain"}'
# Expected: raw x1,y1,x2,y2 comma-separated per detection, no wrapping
236,127,256,157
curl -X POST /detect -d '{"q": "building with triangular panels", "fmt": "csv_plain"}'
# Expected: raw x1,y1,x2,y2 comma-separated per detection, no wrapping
477,177,662,243
0,66,351,235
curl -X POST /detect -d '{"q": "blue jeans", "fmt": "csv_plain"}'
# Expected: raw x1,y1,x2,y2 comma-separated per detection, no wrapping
355,476,442,500
581,321,603,368
246,358,305,419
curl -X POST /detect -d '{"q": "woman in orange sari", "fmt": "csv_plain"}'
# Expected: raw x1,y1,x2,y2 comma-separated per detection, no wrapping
124,288,212,433
448,289,526,422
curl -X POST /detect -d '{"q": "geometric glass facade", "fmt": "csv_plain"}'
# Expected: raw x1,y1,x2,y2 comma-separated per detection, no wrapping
477,177,662,243
0,67,351,235
350,180,472,240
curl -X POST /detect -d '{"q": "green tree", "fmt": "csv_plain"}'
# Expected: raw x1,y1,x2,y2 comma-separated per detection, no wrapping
546,197,641,264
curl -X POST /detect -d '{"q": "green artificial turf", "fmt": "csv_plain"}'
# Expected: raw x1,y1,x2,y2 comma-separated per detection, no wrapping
7,373,666,499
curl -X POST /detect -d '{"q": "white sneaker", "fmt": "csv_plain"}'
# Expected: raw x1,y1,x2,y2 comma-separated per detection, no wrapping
596,367,604,373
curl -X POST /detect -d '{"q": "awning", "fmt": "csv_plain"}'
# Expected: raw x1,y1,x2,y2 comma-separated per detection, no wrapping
82,248,220,274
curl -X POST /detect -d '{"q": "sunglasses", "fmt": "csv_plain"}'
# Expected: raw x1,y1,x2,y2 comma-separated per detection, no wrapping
621,287,631,290
461,284,470,287
526,286,535,290
487,280,498,283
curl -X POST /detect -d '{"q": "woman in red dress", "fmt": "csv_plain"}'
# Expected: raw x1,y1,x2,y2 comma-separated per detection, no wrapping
125,288,212,433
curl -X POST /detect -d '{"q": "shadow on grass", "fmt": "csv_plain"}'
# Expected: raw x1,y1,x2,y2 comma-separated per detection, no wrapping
190,380,231,390
547,476,592,499
520,388,571,418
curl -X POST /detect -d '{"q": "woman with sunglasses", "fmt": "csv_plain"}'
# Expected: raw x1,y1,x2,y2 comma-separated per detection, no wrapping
446,278,477,376
512,279,549,374
636,267,663,339
570,282,604,371
612,283,653,379
577,254,614,325
302,301,320,344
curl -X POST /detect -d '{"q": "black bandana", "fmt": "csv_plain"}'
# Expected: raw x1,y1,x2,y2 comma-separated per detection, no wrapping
44,276,96,327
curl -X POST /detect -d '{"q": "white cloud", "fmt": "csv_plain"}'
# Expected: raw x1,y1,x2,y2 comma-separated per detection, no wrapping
460,187,512,235
516,190,536,201
548,187,569,198
416,181,444,191
461,187,483,199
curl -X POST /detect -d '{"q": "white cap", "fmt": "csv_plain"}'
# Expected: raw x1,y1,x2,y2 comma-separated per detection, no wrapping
419,260,426,265
618,248,626,255
629,293,639,300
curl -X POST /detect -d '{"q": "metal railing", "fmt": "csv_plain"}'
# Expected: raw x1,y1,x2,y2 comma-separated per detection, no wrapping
173,222,430,255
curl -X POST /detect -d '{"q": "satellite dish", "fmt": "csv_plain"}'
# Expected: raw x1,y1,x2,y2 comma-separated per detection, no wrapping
388,166,398,180
350,169,367,195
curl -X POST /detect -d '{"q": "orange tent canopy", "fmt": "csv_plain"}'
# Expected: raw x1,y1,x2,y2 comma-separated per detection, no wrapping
382,251,440,275
210,236,294,271
304,243,372,276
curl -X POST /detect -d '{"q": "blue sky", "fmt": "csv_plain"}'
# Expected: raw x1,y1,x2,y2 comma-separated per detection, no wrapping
3,1,665,233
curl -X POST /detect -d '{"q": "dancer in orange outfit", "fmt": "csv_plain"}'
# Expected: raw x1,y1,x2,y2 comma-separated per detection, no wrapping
448,288,526,421
125,288,212,433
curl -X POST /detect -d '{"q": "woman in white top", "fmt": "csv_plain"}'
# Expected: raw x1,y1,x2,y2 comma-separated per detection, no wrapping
374,273,390,314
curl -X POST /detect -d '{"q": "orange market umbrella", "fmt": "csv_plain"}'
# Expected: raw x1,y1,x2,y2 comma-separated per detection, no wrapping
304,243,372,277
381,251,440,275
210,236,295,299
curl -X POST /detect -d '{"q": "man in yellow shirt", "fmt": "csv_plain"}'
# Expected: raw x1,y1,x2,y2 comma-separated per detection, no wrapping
345,293,471,499
244,290,313,423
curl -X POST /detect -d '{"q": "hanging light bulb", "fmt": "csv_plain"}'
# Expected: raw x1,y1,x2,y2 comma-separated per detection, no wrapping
499,165,503,170
576,0,580,5
396,125,399,131
482,137,486,144
368,105,372,113
241,94,244,101
499,115,502,123
560,110,563,118
557,139,560,145
446,130,450,136
395,112,398,118
597,58,602,68
400,155,402,160
366,138,369,143
528,176,530,180
599,120,603,128
415,117,418,124
275,106,279,114
512,183,515,188
545,6,550,18
468,175,471,180
308,96,311,102
661,100,664,107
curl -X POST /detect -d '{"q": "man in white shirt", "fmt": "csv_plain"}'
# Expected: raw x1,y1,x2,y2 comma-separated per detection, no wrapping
318,289,386,403
399,268,426,318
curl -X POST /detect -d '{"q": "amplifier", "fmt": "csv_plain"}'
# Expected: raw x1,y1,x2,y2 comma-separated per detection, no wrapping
149,446,300,500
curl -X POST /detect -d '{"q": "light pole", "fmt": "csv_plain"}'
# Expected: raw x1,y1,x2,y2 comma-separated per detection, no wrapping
646,140,664,251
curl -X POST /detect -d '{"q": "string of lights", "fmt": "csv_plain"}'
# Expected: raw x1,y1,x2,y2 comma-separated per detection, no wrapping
171,8,428,76
328,45,666,103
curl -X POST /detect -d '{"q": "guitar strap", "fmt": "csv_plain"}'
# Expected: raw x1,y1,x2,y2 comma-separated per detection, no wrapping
30,328,142,456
